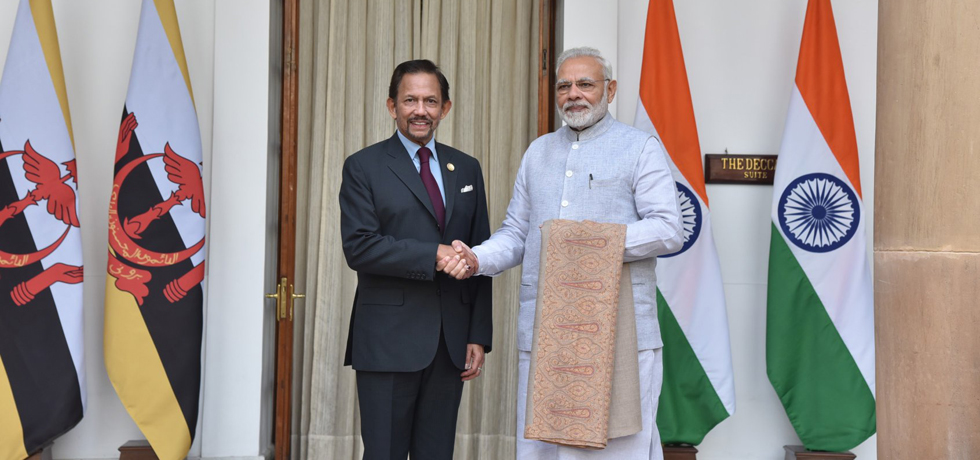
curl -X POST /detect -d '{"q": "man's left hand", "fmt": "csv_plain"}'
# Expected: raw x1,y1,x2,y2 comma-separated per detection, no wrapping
461,343,485,382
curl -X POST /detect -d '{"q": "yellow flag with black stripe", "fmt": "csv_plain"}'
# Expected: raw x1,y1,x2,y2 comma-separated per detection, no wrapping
1,0,85,458
104,1,206,459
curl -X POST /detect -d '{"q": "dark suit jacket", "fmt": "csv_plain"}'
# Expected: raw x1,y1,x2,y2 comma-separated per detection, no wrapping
340,133,492,372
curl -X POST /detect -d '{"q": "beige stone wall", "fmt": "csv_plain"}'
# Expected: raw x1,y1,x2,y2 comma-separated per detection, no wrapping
875,1,980,458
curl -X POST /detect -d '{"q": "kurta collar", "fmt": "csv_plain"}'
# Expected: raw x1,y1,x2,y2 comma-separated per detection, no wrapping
560,112,615,143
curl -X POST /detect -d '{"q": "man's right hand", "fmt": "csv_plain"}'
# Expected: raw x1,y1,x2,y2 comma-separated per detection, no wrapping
436,243,469,274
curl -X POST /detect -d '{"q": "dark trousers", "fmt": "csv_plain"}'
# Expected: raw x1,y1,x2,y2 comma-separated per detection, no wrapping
356,331,465,460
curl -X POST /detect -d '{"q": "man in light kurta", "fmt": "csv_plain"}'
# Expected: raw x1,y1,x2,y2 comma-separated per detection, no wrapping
441,47,683,459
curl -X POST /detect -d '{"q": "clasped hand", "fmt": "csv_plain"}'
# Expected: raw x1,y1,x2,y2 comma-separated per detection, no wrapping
435,241,478,280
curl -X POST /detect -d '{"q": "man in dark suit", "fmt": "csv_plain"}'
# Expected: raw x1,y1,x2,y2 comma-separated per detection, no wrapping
339,59,493,460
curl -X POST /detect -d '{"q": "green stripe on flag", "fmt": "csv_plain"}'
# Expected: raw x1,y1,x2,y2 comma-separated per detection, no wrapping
767,225,875,451
657,289,730,445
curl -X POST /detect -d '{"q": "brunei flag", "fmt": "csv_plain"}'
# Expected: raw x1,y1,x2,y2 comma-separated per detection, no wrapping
104,0,206,459
767,0,875,452
0,0,85,458
632,0,735,445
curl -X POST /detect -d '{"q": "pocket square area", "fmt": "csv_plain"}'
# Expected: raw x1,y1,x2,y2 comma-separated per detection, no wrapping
461,185,474,193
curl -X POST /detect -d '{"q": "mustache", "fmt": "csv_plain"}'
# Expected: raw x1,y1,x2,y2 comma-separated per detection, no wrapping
409,116,433,123
562,100,592,111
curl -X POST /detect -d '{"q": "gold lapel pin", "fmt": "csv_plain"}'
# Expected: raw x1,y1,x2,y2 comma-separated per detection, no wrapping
447,163,455,172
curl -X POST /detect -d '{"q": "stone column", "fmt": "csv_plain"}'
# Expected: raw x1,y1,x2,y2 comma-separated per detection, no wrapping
875,1,980,459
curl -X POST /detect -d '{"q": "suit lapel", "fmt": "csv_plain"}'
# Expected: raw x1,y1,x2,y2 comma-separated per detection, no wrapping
439,144,458,230
386,134,438,224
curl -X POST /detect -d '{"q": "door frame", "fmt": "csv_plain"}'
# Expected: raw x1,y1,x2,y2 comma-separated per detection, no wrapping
268,1,558,457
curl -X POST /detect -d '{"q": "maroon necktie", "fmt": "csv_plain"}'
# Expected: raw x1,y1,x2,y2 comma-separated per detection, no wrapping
417,146,445,232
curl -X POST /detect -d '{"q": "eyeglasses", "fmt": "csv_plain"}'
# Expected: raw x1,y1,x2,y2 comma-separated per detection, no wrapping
556,79,610,95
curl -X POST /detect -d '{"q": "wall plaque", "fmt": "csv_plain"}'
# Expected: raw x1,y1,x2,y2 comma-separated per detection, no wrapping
704,154,778,185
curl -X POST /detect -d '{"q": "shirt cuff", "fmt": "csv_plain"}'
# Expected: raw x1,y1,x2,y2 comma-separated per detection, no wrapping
471,246,492,276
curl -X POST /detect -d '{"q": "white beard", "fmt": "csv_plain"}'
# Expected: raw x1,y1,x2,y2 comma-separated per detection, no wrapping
560,93,609,130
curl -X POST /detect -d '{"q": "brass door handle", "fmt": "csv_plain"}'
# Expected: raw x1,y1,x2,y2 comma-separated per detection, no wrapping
289,285,305,321
267,278,304,322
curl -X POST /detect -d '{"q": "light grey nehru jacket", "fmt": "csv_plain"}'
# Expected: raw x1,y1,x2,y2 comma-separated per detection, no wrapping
472,113,683,352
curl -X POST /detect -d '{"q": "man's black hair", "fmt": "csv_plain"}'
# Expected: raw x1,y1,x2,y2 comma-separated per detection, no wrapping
388,59,451,102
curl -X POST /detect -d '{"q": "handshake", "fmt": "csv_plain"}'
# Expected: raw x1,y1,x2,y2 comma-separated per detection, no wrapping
436,240,478,280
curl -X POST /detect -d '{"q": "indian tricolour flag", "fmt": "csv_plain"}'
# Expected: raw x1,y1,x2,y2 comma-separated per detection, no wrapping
632,0,735,445
0,1,85,458
766,0,875,452
104,1,206,459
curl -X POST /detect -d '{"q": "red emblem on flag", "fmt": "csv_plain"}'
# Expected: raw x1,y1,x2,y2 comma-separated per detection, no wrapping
0,140,83,305
108,113,205,305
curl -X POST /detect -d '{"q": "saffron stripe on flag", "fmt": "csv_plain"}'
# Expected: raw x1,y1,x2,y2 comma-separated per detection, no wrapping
637,0,706,204
794,0,861,197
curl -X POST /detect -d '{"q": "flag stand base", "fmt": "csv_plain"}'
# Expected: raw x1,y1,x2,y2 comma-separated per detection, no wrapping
119,440,159,460
663,444,698,460
27,446,53,460
784,445,856,460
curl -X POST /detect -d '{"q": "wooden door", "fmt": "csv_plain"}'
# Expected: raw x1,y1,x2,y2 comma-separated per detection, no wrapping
267,0,301,458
